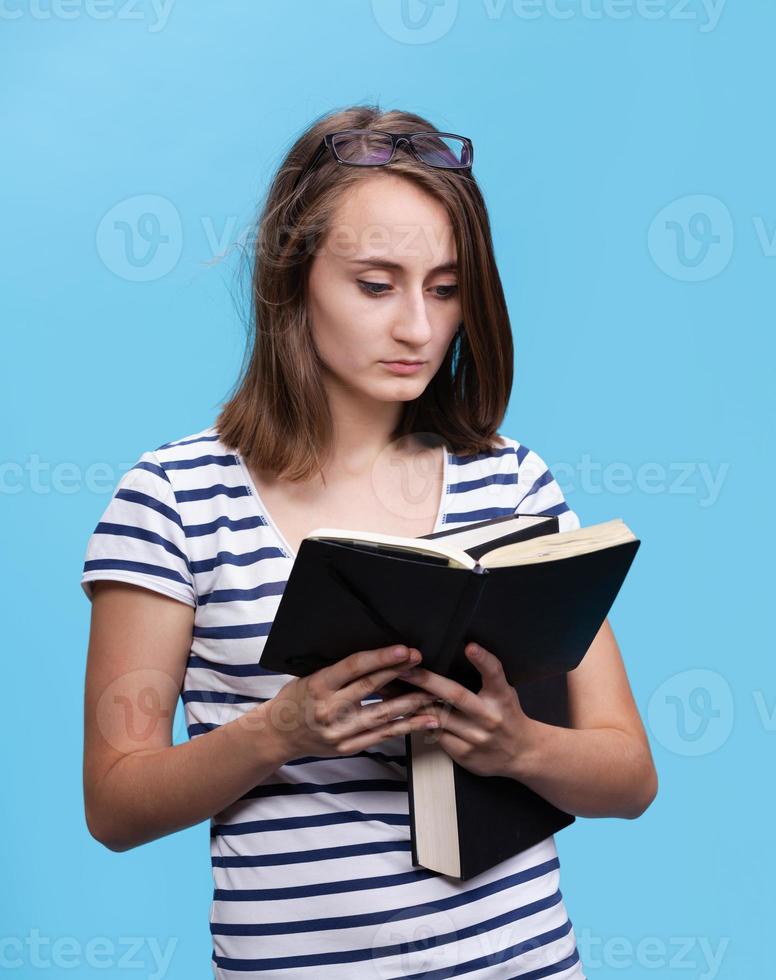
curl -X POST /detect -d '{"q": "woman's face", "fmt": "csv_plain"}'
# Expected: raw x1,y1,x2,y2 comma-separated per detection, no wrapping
307,173,462,405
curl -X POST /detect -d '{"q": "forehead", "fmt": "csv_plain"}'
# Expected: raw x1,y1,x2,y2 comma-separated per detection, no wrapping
323,173,457,266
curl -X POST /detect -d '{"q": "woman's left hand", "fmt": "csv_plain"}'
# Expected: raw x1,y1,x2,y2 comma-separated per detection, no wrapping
399,642,538,778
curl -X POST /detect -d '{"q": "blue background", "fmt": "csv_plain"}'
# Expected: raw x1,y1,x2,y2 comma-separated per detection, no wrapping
2,1,771,977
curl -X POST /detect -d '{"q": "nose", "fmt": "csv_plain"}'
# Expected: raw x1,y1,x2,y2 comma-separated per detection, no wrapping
391,286,434,347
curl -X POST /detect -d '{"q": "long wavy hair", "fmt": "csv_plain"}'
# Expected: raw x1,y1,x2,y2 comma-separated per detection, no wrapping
216,104,514,481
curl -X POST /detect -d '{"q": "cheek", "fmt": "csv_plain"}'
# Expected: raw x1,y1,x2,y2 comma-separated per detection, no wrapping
312,308,381,372
310,285,363,353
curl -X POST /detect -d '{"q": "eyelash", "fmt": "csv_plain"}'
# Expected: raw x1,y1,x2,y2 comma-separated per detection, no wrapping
357,280,459,300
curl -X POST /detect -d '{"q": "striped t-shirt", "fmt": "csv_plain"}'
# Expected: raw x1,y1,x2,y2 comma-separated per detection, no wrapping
81,424,586,980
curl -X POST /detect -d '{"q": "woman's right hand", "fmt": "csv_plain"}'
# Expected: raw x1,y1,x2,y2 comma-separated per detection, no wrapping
267,645,439,760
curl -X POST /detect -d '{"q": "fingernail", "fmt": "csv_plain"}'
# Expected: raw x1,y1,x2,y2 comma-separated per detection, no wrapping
393,646,409,658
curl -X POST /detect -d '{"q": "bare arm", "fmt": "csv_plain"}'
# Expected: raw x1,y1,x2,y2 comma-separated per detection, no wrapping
82,581,294,851
83,582,437,852
509,617,659,819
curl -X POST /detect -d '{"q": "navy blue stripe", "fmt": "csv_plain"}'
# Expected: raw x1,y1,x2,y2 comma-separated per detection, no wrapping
213,897,570,975
211,839,412,868
182,690,264,704
198,580,285,606
214,866,436,902
210,857,558,926
520,501,571,519
93,522,191,571
184,514,267,538
192,622,271,640
506,948,580,980
163,453,238,471
190,545,286,574
451,445,514,465
450,472,518,494
175,483,251,503
116,488,183,529
156,433,220,450
131,460,169,482
188,723,217,736
240,778,407,802
418,919,572,980
83,558,191,589
521,466,554,499
187,655,273,675
445,506,516,524
211,809,410,837
516,443,531,465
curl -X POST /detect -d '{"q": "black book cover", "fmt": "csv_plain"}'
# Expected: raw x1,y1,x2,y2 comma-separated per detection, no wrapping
405,672,579,880
257,515,640,879
259,521,639,691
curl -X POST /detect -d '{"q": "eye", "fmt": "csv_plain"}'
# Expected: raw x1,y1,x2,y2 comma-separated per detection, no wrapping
357,280,392,296
357,280,458,299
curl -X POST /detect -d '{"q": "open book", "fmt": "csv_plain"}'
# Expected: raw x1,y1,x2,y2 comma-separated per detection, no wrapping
258,511,641,878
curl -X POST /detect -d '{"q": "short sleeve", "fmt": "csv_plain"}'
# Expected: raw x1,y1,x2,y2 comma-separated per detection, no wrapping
513,444,582,534
80,451,196,607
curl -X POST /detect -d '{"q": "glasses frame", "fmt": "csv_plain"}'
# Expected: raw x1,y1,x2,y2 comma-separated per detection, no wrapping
292,129,474,191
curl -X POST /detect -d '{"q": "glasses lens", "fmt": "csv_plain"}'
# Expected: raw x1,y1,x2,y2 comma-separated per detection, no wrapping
411,135,471,169
331,131,394,165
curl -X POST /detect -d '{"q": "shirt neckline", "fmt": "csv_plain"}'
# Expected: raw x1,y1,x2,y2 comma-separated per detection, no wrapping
234,445,450,562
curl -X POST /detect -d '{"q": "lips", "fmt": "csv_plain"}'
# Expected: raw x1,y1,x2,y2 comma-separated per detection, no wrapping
380,360,426,374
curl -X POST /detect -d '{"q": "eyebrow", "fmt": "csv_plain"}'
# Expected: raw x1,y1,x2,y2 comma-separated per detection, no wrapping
346,256,458,274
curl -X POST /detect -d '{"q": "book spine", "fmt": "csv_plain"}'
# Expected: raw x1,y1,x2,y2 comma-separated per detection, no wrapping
405,568,488,871
433,566,489,676
404,732,418,867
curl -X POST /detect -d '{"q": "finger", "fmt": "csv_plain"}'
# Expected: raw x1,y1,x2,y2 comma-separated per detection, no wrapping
335,709,440,756
338,654,424,705
394,665,483,719
370,678,418,700
358,690,437,728
328,646,420,699
331,689,431,732
465,643,508,693
423,701,484,745
423,725,471,759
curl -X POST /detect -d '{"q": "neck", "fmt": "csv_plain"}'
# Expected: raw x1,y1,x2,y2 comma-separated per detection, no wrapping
320,380,412,478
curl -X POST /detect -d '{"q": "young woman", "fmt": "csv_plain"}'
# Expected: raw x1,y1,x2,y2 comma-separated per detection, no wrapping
81,106,657,980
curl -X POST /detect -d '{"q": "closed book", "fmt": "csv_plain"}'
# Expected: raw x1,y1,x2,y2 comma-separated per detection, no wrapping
258,512,641,878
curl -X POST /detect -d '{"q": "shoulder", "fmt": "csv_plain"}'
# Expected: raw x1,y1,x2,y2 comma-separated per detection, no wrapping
493,432,581,531
107,422,237,524
143,424,243,492
151,424,229,472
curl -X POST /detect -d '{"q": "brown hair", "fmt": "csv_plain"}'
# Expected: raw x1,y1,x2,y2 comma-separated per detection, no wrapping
216,103,514,481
